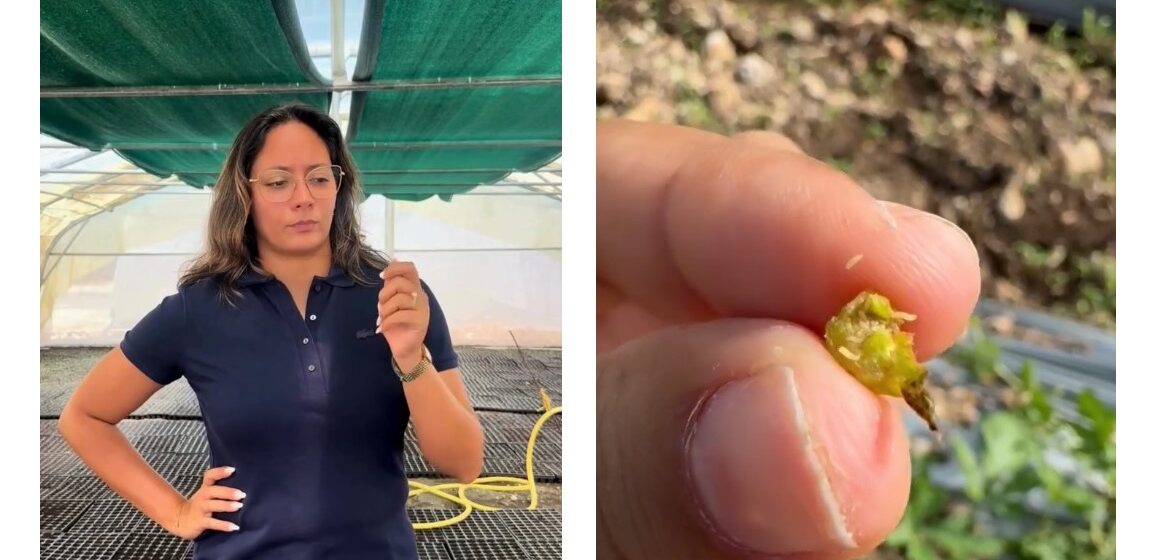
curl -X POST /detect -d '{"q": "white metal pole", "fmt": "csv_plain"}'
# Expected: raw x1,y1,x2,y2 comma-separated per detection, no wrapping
330,0,346,127
386,199,396,259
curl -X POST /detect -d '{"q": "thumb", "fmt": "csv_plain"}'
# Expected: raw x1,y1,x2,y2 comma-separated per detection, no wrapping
597,319,912,559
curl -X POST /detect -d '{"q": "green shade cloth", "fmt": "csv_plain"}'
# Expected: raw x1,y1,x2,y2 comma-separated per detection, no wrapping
347,86,562,142
41,0,329,188
41,1,323,87
348,0,562,201
42,94,330,151
41,0,562,201
359,173,503,187
355,147,559,196
351,0,562,81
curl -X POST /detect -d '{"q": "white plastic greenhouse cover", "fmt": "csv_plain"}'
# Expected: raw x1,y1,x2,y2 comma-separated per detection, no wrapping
40,140,563,349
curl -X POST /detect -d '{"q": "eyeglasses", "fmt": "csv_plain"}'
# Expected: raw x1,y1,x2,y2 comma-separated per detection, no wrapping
248,165,344,203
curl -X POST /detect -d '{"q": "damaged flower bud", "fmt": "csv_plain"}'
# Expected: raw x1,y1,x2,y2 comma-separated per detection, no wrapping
824,291,938,430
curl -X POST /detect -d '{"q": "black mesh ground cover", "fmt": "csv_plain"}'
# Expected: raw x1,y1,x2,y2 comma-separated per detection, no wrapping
517,540,563,559
41,453,87,477
41,409,562,481
415,540,454,560
424,509,514,542
110,532,191,560
495,510,562,542
41,510,562,559
42,476,117,501
409,509,561,559
145,453,212,480
40,348,563,559
41,499,94,535
70,500,168,534
444,539,529,560
42,347,561,417
41,532,124,560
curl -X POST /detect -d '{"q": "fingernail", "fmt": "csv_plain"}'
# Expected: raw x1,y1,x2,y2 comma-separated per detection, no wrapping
879,201,973,246
925,212,975,249
379,271,385,279
376,316,381,327
237,491,246,499
875,201,898,229
876,200,979,266
232,502,244,510
230,523,240,532
224,467,235,474
688,366,857,554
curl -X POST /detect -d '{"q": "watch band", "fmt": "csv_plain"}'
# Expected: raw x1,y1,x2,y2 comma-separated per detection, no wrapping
393,345,432,383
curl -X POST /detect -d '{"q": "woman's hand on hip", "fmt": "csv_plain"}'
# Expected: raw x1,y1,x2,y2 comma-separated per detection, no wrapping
168,466,245,540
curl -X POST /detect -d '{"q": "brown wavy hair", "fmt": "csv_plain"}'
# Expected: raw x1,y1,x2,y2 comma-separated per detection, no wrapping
179,103,388,303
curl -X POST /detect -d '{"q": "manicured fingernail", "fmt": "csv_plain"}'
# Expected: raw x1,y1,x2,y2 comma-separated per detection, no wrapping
375,326,381,334
224,467,235,474
379,271,385,279
236,491,246,499
688,366,856,554
232,502,244,510
376,316,381,327
229,523,240,531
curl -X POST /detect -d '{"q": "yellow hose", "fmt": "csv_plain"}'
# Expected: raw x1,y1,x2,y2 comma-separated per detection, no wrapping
408,390,562,530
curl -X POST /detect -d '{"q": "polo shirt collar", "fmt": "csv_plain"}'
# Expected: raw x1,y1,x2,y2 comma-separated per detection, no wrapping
237,262,356,288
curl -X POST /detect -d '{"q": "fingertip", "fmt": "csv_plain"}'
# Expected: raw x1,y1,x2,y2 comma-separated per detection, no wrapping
684,323,912,556
731,129,805,155
793,367,911,550
875,202,982,358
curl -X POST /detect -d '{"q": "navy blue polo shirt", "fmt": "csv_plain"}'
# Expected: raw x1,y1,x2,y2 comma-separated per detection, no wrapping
120,263,458,559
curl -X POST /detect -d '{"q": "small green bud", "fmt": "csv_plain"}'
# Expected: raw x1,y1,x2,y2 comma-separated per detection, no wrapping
824,291,937,430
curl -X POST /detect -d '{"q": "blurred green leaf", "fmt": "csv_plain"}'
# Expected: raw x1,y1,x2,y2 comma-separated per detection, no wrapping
1036,460,1066,502
948,318,1002,383
884,520,914,548
907,538,940,560
950,435,985,501
909,463,948,521
1075,390,1115,453
1019,528,1073,560
927,527,1004,559
1018,361,1055,427
981,412,1038,479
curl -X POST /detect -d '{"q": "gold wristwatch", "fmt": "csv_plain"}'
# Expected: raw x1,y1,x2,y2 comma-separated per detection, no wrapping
393,345,432,383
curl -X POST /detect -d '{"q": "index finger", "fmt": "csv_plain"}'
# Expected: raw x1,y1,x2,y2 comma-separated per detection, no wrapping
202,466,235,486
380,261,418,281
596,119,981,359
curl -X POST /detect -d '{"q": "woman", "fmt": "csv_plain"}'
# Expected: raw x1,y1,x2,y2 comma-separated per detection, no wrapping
58,103,485,559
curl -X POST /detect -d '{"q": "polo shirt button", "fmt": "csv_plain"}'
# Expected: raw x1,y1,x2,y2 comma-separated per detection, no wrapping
307,364,317,372
302,338,309,345
313,284,321,292
309,314,317,321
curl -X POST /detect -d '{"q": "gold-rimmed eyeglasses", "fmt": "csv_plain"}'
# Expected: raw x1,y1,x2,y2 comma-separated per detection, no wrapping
248,165,344,203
